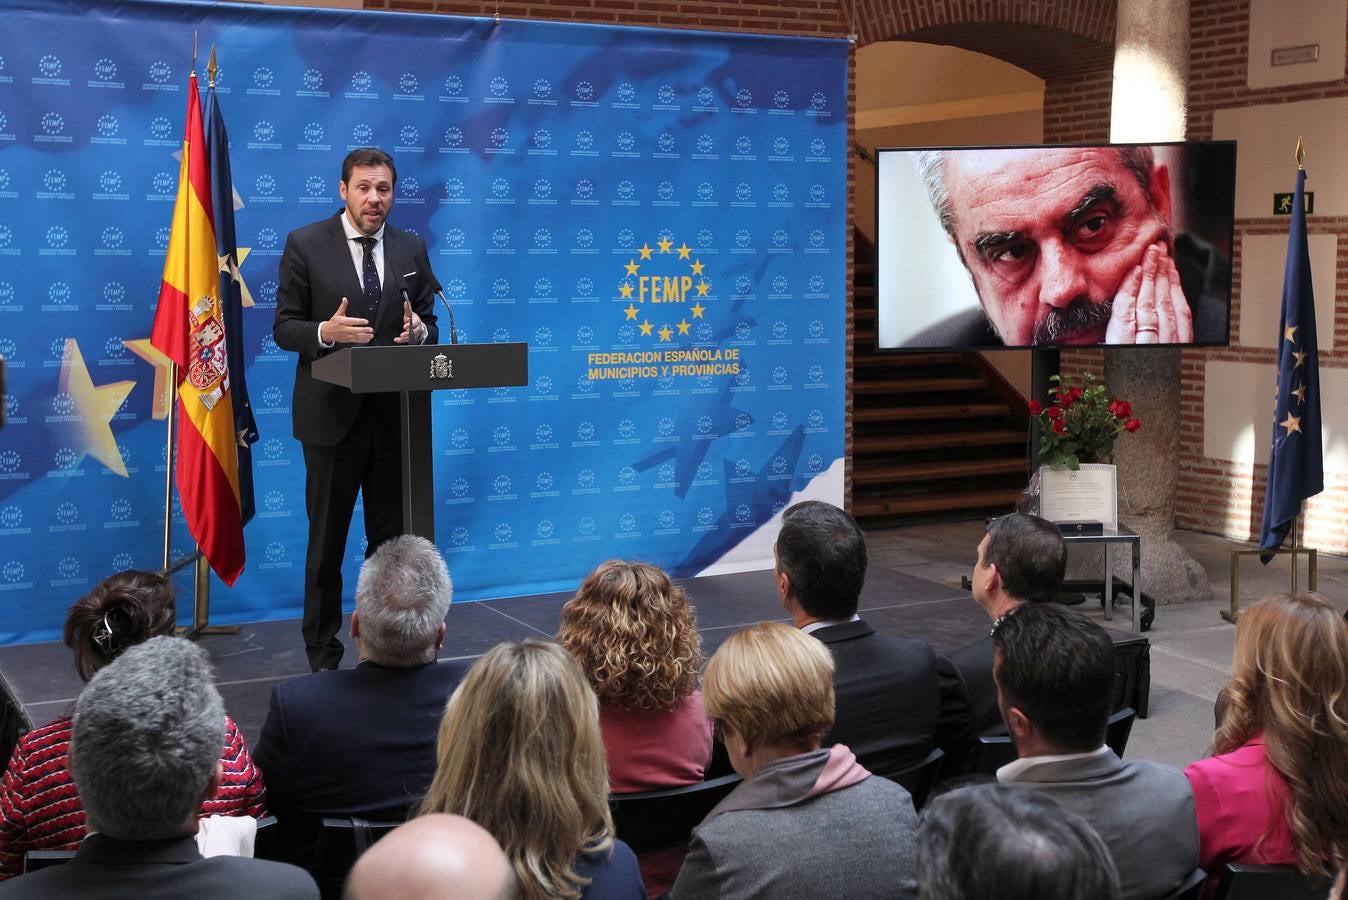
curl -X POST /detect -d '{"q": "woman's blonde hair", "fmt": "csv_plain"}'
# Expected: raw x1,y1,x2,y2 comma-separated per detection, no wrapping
418,639,614,900
556,560,702,711
703,621,835,750
1215,593,1348,877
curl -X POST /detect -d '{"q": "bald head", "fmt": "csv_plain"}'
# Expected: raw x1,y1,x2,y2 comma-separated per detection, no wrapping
344,814,516,900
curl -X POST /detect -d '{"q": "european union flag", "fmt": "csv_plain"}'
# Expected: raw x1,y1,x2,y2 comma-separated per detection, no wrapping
1259,167,1322,559
204,57,260,526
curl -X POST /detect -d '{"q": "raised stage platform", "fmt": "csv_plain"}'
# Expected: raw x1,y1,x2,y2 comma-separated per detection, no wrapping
0,565,1148,747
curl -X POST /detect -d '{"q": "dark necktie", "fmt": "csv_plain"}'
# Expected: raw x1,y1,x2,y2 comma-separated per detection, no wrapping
353,235,381,321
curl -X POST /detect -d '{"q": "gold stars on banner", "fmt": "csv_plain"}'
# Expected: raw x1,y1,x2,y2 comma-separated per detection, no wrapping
220,246,256,308
124,338,174,420
59,338,134,477
615,234,712,342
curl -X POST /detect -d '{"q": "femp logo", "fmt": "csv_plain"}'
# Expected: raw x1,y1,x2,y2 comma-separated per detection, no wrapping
249,119,280,150
147,60,172,85
301,68,325,93
396,73,420,96
36,111,71,144
35,53,66,84
351,123,373,146
349,71,374,95
93,113,125,145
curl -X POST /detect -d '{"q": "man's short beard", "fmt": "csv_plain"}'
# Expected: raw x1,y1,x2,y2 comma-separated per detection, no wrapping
1030,297,1114,344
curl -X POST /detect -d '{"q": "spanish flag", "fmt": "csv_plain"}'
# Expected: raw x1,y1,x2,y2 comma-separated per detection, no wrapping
150,70,245,586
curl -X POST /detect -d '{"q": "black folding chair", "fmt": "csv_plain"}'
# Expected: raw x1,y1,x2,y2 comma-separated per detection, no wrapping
1209,863,1329,900
22,849,75,873
609,773,742,854
973,734,1017,775
884,747,944,811
1105,706,1136,758
1155,867,1208,900
314,817,401,900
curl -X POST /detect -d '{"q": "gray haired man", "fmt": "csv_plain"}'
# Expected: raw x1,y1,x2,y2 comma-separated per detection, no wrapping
0,637,316,898
253,535,468,868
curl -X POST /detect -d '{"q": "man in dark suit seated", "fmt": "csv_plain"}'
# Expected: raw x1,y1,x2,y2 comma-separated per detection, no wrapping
774,500,940,778
0,637,317,899
253,535,467,867
993,603,1197,900
935,513,1066,773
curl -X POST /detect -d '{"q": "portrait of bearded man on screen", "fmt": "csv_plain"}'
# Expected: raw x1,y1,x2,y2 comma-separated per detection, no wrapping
909,146,1230,348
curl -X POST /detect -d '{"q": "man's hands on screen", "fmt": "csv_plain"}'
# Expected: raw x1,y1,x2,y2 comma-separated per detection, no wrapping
1105,242,1193,345
322,298,374,345
394,300,425,344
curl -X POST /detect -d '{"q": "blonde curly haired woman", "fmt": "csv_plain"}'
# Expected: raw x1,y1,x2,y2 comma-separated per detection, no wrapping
417,639,644,900
1184,593,1348,884
557,560,712,793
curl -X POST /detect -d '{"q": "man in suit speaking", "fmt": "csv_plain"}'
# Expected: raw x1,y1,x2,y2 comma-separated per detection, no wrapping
274,147,440,672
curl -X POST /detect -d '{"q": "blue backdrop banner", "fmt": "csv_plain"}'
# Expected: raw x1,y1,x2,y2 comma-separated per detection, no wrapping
0,0,848,643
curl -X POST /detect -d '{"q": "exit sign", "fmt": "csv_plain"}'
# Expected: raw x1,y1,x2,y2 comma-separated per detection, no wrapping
1273,192,1314,215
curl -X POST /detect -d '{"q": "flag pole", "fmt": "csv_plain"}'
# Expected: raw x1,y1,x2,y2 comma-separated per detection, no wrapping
185,45,240,639
161,363,179,571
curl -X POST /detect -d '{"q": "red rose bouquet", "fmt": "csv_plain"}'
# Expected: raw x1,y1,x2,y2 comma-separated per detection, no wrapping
1031,372,1141,470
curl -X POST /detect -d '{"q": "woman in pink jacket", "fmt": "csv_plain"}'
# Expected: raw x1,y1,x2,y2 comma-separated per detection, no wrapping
1184,593,1347,885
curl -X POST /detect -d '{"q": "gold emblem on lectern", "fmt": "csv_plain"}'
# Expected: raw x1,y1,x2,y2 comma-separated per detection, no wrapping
429,354,453,380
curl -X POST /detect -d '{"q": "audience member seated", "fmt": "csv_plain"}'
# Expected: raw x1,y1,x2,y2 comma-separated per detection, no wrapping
774,500,940,777
417,639,645,900
667,621,919,900
557,560,712,793
935,513,1067,773
917,782,1120,900
0,637,317,898
0,570,266,879
253,535,466,867
992,602,1197,900
1184,593,1348,884
343,813,517,900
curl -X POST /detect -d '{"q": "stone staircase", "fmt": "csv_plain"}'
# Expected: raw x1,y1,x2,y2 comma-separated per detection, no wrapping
851,231,1031,521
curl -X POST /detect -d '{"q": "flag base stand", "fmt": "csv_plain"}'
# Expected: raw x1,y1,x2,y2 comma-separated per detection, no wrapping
1224,525,1317,623
168,551,240,639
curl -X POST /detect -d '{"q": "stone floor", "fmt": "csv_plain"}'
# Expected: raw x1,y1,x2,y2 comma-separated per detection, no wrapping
865,520,1348,769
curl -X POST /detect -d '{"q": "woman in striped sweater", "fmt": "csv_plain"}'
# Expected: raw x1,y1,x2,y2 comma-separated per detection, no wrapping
0,570,267,878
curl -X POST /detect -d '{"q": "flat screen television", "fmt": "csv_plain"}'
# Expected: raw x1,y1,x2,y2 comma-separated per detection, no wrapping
875,141,1237,350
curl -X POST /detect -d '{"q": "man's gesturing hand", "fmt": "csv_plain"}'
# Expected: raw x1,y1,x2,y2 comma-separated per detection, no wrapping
1104,243,1193,345
321,297,374,345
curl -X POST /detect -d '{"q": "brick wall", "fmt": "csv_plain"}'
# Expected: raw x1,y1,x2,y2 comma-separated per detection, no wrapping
1179,0,1348,554
365,0,849,35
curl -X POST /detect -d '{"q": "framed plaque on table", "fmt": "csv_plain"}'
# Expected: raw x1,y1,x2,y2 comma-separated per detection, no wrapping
1038,463,1117,529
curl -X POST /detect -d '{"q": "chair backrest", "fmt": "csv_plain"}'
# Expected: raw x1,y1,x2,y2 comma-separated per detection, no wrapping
1105,706,1136,759
315,817,401,900
1210,863,1329,900
885,747,944,811
1154,867,1207,900
973,735,1017,776
22,849,76,873
252,814,279,860
610,773,743,854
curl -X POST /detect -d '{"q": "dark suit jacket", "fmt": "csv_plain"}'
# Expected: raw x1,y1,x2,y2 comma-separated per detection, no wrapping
273,211,438,447
0,834,317,899
811,620,940,778
252,658,468,864
934,636,1005,776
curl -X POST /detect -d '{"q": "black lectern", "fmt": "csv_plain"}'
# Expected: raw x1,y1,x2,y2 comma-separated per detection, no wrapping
312,342,528,540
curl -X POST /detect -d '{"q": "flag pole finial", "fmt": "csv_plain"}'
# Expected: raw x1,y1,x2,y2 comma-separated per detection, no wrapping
207,45,218,88
1295,135,1305,171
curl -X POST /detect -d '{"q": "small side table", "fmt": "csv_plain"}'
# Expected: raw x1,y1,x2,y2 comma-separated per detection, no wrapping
1060,527,1143,633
